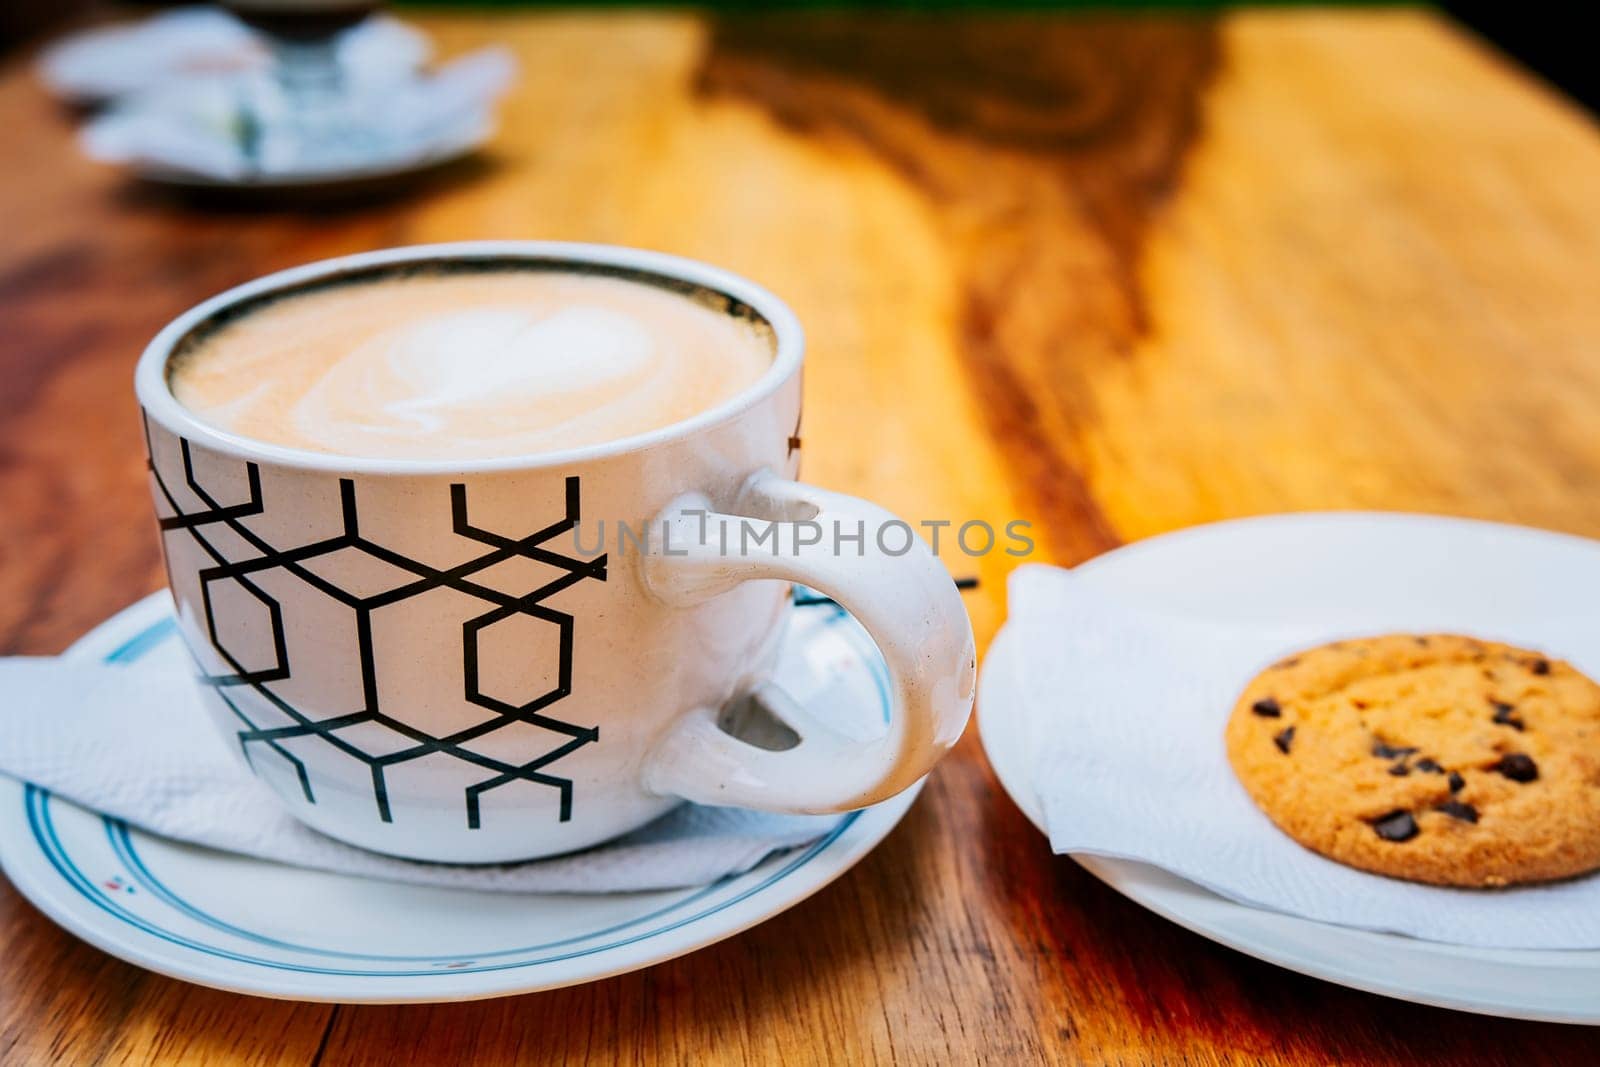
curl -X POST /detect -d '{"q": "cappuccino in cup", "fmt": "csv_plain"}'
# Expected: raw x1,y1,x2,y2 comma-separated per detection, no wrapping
169,267,775,459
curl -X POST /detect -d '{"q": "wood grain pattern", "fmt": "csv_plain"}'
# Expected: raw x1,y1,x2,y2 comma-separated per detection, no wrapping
5,7,1600,1063
700,13,1219,564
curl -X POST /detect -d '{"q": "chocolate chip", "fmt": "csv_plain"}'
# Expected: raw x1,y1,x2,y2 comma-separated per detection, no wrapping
1496,753,1539,782
1415,758,1444,774
1372,810,1419,842
1372,742,1418,760
1273,726,1295,754
1497,755,1536,780
1435,801,1479,823
1531,658,1551,675
1491,701,1525,731
1448,772,1465,793
1388,763,1410,776
1252,697,1282,718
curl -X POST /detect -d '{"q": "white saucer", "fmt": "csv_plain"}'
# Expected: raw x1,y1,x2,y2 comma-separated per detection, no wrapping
979,512,1600,1024
0,593,918,1003
120,131,489,194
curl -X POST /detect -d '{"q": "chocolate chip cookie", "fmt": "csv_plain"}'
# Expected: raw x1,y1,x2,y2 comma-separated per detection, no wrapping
1225,634,1600,887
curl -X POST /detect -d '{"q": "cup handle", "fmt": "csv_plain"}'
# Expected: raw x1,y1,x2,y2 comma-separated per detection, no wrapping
639,470,976,813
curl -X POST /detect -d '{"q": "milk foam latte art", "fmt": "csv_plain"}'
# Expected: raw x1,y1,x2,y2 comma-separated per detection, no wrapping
169,269,774,460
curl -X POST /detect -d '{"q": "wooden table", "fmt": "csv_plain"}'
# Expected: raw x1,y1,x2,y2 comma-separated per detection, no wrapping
5,6,1600,1062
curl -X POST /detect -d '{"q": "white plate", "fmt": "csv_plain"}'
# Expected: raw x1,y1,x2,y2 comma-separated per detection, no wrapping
81,74,494,194
121,133,489,194
979,512,1600,1024
0,593,918,1003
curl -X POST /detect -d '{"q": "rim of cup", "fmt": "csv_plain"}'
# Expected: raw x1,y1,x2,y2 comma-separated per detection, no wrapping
133,240,805,475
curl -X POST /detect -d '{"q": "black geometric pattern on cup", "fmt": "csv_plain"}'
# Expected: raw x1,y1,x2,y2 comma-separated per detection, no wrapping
143,415,607,828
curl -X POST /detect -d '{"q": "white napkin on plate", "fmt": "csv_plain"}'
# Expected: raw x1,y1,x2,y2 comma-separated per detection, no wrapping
0,623,837,894
994,563,1600,949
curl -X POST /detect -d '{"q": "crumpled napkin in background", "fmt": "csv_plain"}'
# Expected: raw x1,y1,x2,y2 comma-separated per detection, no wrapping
80,47,515,182
38,6,429,105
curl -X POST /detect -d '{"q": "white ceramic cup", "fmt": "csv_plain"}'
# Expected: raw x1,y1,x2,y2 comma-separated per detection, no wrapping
134,241,976,863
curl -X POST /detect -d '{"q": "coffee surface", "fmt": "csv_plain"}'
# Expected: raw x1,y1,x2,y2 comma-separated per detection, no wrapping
169,271,774,460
